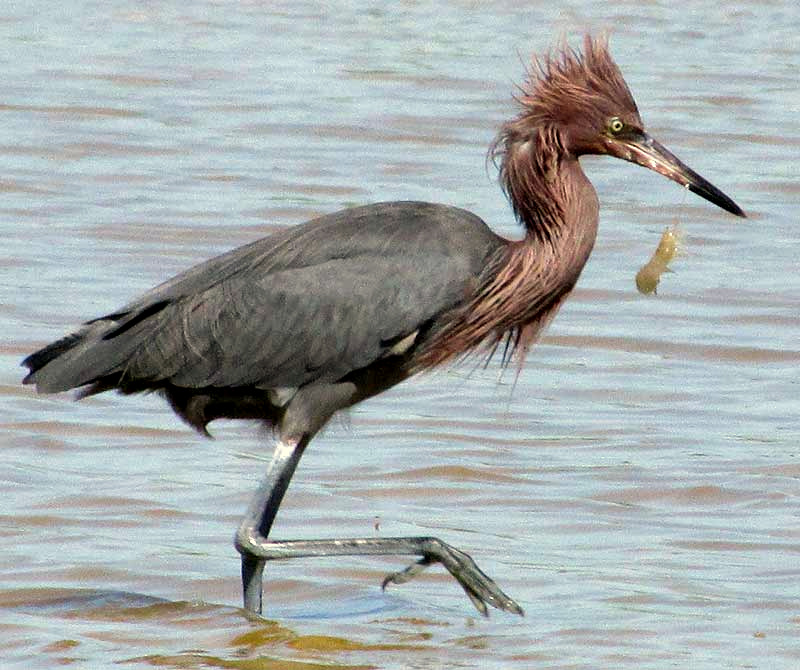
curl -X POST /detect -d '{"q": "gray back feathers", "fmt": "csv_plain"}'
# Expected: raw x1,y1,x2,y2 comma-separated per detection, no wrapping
24,202,503,397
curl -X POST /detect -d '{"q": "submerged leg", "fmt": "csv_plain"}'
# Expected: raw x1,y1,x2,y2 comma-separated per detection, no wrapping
235,436,309,614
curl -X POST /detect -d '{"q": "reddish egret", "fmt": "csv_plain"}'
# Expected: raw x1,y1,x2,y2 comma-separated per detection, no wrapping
22,35,744,617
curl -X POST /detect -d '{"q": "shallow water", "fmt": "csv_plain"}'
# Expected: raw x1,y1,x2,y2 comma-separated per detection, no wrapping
2,1,799,669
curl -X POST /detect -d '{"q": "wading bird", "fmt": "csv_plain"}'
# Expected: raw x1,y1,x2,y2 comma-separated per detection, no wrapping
23,35,744,617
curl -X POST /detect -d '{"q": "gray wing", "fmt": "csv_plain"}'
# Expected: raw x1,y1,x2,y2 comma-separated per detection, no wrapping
23,202,503,393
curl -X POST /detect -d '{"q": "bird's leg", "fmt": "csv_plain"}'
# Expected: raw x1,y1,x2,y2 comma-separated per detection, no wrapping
235,435,309,614
234,383,522,617
234,437,522,616
242,535,524,617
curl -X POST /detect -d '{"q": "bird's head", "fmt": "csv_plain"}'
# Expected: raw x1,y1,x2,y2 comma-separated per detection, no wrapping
506,34,745,217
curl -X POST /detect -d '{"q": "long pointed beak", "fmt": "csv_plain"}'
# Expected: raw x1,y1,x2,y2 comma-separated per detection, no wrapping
608,131,746,218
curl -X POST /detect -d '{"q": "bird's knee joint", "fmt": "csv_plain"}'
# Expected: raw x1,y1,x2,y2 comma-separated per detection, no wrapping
420,536,445,555
234,527,262,558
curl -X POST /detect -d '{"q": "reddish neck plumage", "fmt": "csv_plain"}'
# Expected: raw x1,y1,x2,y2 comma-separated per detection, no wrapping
415,125,599,370
491,124,600,356
497,122,598,243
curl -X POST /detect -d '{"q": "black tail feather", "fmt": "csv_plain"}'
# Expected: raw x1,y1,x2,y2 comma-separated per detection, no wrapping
22,333,84,382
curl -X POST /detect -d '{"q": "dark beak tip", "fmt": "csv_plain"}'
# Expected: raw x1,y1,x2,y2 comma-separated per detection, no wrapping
725,200,747,218
618,133,747,221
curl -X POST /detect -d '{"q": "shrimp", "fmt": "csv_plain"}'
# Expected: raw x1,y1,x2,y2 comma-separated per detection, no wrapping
635,223,684,295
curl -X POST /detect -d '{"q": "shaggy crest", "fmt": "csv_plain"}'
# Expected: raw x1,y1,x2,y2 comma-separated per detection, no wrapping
489,35,640,238
515,34,640,130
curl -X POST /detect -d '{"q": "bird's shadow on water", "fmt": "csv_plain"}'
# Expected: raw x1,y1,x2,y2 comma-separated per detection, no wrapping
2,588,423,669
4,588,172,615
2,586,402,621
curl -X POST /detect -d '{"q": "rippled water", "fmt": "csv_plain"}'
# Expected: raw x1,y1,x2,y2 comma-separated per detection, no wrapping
2,2,799,669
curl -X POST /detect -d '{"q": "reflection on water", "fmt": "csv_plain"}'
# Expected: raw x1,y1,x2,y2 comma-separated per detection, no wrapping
3,588,406,668
2,2,800,669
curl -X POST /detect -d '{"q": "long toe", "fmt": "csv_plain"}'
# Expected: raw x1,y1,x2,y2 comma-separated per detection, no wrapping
378,538,523,616
428,541,524,616
463,587,489,617
381,557,433,588
452,561,524,616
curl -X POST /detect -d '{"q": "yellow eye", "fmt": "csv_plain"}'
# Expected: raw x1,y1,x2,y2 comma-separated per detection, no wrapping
608,117,625,134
